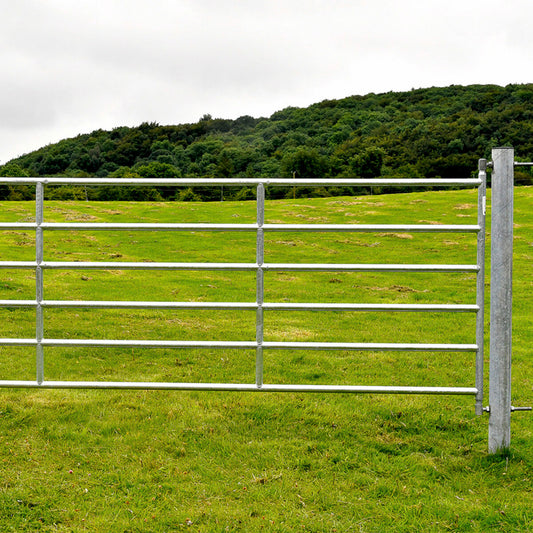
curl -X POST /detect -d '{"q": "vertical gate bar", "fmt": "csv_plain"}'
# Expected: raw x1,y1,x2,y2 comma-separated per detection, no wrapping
255,183,265,388
35,181,44,385
488,147,514,453
475,160,487,415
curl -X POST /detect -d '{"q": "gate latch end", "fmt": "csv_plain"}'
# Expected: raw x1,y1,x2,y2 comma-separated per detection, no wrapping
511,406,532,412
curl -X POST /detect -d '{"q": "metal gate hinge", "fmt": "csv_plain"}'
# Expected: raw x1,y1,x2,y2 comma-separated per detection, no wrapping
484,406,532,413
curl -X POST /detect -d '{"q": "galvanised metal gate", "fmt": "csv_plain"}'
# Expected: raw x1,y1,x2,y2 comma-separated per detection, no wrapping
0,173,486,412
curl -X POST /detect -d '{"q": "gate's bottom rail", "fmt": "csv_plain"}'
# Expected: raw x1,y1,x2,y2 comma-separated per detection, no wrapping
0,380,478,394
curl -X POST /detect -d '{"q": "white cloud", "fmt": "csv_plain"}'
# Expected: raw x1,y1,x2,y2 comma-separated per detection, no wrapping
1,0,532,163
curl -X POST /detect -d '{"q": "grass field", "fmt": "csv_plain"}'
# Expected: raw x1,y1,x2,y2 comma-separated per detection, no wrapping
0,186,532,532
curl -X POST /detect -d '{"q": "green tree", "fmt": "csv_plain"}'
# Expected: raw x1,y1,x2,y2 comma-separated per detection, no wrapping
215,151,234,179
136,161,182,199
351,148,384,179
0,163,31,200
136,162,181,180
177,187,202,201
281,149,328,181
97,167,162,201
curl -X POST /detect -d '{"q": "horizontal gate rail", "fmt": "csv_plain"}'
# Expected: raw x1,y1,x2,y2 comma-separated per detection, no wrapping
0,381,478,394
0,222,480,233
0,261,479,272
0,177,481,187
0,300,479,312
0,338,478,351
0,175,485,402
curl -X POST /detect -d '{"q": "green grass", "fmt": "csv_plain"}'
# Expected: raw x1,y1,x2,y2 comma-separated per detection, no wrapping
0,187,532,531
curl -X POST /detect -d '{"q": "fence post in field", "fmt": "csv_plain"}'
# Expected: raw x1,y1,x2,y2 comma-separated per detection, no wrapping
488,146,514,454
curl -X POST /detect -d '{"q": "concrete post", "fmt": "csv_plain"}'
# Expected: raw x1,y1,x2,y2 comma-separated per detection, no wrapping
488,147,514,454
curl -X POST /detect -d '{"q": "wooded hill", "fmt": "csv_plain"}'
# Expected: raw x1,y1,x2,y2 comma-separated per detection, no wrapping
1,84,532,200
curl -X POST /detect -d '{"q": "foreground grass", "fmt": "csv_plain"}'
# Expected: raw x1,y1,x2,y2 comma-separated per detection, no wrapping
0,187,532,531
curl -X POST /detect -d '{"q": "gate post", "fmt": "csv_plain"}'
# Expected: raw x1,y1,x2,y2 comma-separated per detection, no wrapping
488,147,514,454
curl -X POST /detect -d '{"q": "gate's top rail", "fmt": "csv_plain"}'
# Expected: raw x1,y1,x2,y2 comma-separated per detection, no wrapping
0,177,482,187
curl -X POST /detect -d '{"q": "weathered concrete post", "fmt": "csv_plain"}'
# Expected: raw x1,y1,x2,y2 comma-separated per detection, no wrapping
488,147,514,454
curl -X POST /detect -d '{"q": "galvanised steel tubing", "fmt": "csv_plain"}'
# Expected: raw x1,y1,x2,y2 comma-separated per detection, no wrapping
263,303,479,312
0,262,36,269
0,300,37,307
0,261,478,272
256,183,265,388
0,223,36,230
0,380,478,394
1,222,478,233
263,342,478,352
475,160,487,415
42,339,258,349
46,300,257,310
0,223,480,234
0,177,482,187
62,261,258,271
40,222,259,231
0,338,38,346
264,263,479,273
0,338,477,352
0,300,479,313
264,224,480,233
489,147,514,454
35,182,44,385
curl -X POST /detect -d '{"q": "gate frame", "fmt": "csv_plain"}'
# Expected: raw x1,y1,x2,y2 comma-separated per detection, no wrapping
0,171,501,446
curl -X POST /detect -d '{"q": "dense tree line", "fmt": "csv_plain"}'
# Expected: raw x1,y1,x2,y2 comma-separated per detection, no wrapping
1,84,532,200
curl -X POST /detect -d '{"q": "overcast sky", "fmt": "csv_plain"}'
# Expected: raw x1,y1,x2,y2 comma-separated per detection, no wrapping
1,0,532,164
